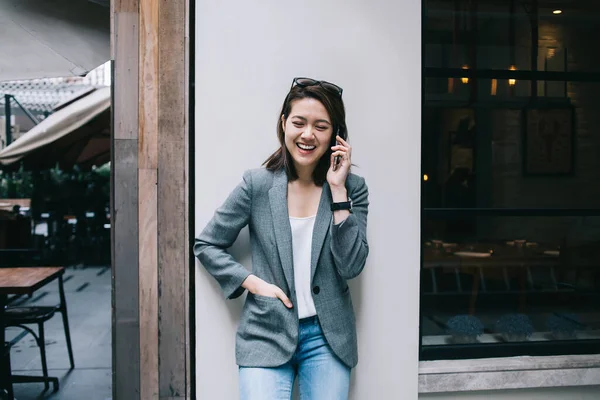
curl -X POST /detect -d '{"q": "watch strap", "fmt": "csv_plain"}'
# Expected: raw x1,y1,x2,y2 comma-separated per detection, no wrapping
331,198,353,212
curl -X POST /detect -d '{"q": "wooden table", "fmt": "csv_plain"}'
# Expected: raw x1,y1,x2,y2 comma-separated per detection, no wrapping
0,267,65,399
423,247,561,314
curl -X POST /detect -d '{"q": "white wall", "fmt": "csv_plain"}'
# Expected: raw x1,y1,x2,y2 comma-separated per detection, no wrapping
194,1,421,398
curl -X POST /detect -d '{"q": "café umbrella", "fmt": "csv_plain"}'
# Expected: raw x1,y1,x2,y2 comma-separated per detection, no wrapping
0,87,110,171
0,0,109,82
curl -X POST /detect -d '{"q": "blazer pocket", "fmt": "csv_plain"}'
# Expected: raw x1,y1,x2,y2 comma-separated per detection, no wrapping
252,293,281,303
238,294,291,342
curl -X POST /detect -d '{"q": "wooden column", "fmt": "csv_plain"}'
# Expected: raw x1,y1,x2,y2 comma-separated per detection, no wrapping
112,0,190,398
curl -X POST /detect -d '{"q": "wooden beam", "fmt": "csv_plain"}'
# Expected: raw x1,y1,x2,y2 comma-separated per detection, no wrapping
157,0,188,396
112,139,140,399
183,0,191,394
138,0,160,396
139,168,159,400
157,141,187,397
139,0,159,169
138,0,160,397
114,10,140,140
112,0,141,399
112,0,190,397
158,0,185,144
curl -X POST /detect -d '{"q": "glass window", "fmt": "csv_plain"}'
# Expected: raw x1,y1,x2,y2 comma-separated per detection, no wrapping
421,0,600,360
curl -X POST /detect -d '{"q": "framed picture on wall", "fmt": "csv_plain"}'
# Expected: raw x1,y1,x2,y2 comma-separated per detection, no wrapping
522,106,575,176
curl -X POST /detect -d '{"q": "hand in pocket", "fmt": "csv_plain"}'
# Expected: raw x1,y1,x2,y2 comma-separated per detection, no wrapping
242,275,293,308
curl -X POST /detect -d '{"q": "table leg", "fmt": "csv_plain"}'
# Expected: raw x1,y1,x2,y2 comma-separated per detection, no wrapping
1,293,15,400
469,272,480,315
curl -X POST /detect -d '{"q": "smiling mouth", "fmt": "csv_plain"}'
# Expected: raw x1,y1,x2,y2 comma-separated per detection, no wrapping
297,143,317,152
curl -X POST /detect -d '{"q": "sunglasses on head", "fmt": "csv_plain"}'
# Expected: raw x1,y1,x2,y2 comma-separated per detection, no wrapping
291,77,343,97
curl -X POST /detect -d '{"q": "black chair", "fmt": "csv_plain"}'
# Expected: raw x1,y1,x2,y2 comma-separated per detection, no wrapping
5,307,58,392
4,275,73,392
1,342,14,400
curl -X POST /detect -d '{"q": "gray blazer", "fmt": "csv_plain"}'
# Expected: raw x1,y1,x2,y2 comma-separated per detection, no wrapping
194,167,369,368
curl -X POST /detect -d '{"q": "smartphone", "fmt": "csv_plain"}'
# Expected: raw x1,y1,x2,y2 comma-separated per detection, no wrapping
333,129,342,171
333,143,341,171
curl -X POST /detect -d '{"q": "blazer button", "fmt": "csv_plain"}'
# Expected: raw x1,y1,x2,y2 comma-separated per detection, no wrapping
312,286,320,295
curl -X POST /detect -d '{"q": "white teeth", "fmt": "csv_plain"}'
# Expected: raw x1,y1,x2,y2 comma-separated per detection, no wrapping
297,143,316,150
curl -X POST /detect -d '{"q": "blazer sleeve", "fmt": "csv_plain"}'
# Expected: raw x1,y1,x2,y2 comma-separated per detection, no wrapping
193,170,253,299
330,176,370,279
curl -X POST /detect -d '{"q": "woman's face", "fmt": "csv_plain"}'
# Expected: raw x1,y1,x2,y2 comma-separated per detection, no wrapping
282,98,333,173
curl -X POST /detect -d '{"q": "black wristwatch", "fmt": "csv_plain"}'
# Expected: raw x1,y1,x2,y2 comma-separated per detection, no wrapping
331,198,353,212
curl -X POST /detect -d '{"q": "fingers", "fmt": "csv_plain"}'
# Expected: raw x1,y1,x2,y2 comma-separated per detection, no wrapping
336,135,350,147
331,136,352,157
275,288,293,308
330,152,338,171
331,150,350,165
331,150,348,158
330,152,340,171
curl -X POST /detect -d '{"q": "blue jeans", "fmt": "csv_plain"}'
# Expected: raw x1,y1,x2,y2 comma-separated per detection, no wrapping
239,316,351,400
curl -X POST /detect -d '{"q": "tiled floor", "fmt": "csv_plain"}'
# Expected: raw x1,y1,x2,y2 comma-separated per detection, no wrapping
5,265,112,400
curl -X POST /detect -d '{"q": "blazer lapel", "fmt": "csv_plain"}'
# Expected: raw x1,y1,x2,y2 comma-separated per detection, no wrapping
310,183,332,282
268,170,295,293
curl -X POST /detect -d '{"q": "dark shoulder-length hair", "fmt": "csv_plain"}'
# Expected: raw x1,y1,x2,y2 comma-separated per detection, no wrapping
262,82,348,186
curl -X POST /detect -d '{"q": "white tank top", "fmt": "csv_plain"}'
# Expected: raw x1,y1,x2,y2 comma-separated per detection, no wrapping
289,215,317,319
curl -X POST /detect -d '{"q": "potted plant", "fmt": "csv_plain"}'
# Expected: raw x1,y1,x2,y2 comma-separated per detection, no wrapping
447,315,484,344
546,313,581,340
0,164,34,199
495,314,534,342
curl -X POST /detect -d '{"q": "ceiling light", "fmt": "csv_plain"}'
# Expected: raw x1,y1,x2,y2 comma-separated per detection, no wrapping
553,10,562,15
508,65,517,86
461,65,469,84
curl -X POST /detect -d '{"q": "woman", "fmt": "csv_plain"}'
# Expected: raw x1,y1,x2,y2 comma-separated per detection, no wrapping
194,77,369,400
